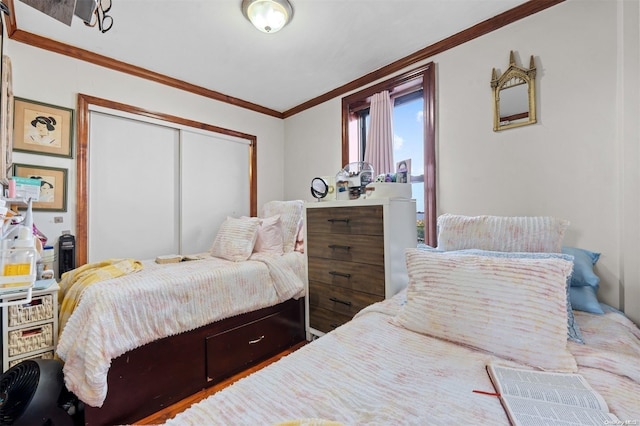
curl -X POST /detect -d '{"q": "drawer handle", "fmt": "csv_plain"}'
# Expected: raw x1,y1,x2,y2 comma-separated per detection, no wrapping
329,297,352,307
327,218,350,224
328,244,351,251
329,271,351,278
248,335,265,345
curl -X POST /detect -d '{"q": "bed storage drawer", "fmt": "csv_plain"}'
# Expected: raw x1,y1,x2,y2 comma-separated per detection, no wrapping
84,298,305,426
205,309,298,382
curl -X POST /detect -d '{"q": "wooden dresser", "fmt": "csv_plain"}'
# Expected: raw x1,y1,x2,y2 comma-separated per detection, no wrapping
304,198,416,339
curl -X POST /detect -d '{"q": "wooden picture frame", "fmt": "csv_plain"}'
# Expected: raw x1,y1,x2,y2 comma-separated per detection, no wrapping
13,164,68,212
1,55,13,183
13,97,74,158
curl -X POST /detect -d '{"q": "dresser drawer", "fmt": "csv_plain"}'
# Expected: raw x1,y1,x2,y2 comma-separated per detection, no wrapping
309,282,383,318
309,305,353,334
8,294,55,327
8,350,55,369
306,205,383,235
306,233,384,264
8,323,54,357
205,309,297,382
307,257,384,295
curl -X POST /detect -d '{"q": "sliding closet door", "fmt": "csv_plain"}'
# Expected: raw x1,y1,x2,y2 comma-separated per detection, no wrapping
88,112,180,261
180,130,251,254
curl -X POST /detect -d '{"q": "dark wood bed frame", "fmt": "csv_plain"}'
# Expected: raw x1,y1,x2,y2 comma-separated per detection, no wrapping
82,297,306,426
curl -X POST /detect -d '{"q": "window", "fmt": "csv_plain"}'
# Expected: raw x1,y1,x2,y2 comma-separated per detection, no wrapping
341,63,436,245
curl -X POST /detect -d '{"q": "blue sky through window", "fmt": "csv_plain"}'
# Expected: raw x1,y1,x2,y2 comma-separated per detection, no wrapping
393,97,424,213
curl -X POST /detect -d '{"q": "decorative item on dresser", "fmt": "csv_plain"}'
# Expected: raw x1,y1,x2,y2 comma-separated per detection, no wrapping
304,198,417,339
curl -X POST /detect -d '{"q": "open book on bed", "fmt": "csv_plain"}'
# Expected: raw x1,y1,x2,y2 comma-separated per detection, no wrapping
486,364,621,425
155,254,205,264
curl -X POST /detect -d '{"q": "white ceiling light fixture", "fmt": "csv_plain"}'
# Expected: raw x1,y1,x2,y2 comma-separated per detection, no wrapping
242,0,293,34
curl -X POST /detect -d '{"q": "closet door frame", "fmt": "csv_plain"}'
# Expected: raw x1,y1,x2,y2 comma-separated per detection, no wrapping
76,93,257,266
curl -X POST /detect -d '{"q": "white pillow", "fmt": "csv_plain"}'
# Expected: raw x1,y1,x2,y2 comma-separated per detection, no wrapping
393,249,577,372
253,215,283,255
210,216,261,261
261,200,303,253
437,214,569,253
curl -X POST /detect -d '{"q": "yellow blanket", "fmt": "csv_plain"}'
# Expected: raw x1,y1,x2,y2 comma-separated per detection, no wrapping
58,259,143,337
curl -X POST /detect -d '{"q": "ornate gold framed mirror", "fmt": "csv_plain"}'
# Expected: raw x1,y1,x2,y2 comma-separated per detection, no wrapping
491,51,537,131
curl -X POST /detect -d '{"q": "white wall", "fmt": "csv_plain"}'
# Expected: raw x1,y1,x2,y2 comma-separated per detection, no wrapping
4,40,286,257
4,1,638,324
283,0,640,324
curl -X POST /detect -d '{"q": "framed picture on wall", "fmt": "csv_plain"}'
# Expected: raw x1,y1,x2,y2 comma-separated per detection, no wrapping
13,97,74,158
13,163,68,212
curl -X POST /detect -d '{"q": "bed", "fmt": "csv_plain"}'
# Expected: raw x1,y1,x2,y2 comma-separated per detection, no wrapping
162,214,640,425
55,200,308,426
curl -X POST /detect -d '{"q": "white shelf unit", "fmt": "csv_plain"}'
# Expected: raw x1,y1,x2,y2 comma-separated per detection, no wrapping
1,282,59,371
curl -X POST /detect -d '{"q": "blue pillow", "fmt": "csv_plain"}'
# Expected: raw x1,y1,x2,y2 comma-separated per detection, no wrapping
569,285,605,315
417,243,441,252
562,246,600,288
415,246,584,343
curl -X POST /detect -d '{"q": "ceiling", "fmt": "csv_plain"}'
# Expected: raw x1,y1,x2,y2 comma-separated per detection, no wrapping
8,0,530,115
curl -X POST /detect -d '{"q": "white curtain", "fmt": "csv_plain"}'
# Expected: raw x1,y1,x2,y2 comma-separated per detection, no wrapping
364,90,394,175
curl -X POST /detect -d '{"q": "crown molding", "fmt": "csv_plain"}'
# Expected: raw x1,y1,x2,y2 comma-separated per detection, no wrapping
4,0,564,119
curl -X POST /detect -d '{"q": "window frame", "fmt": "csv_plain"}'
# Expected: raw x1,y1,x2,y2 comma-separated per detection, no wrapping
341,62,436,246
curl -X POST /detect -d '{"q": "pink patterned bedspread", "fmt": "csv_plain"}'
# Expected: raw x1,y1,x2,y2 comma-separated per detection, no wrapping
57,252,306,408
164,292,640,425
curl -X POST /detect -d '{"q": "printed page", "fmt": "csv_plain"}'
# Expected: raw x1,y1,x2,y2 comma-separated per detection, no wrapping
488,364,610,412
502,397,620,426
182,254,204,261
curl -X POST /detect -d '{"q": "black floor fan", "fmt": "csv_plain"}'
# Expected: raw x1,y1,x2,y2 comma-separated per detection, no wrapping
0,359,82,426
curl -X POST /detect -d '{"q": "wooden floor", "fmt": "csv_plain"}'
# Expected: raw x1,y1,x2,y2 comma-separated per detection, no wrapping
135,341,307,425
